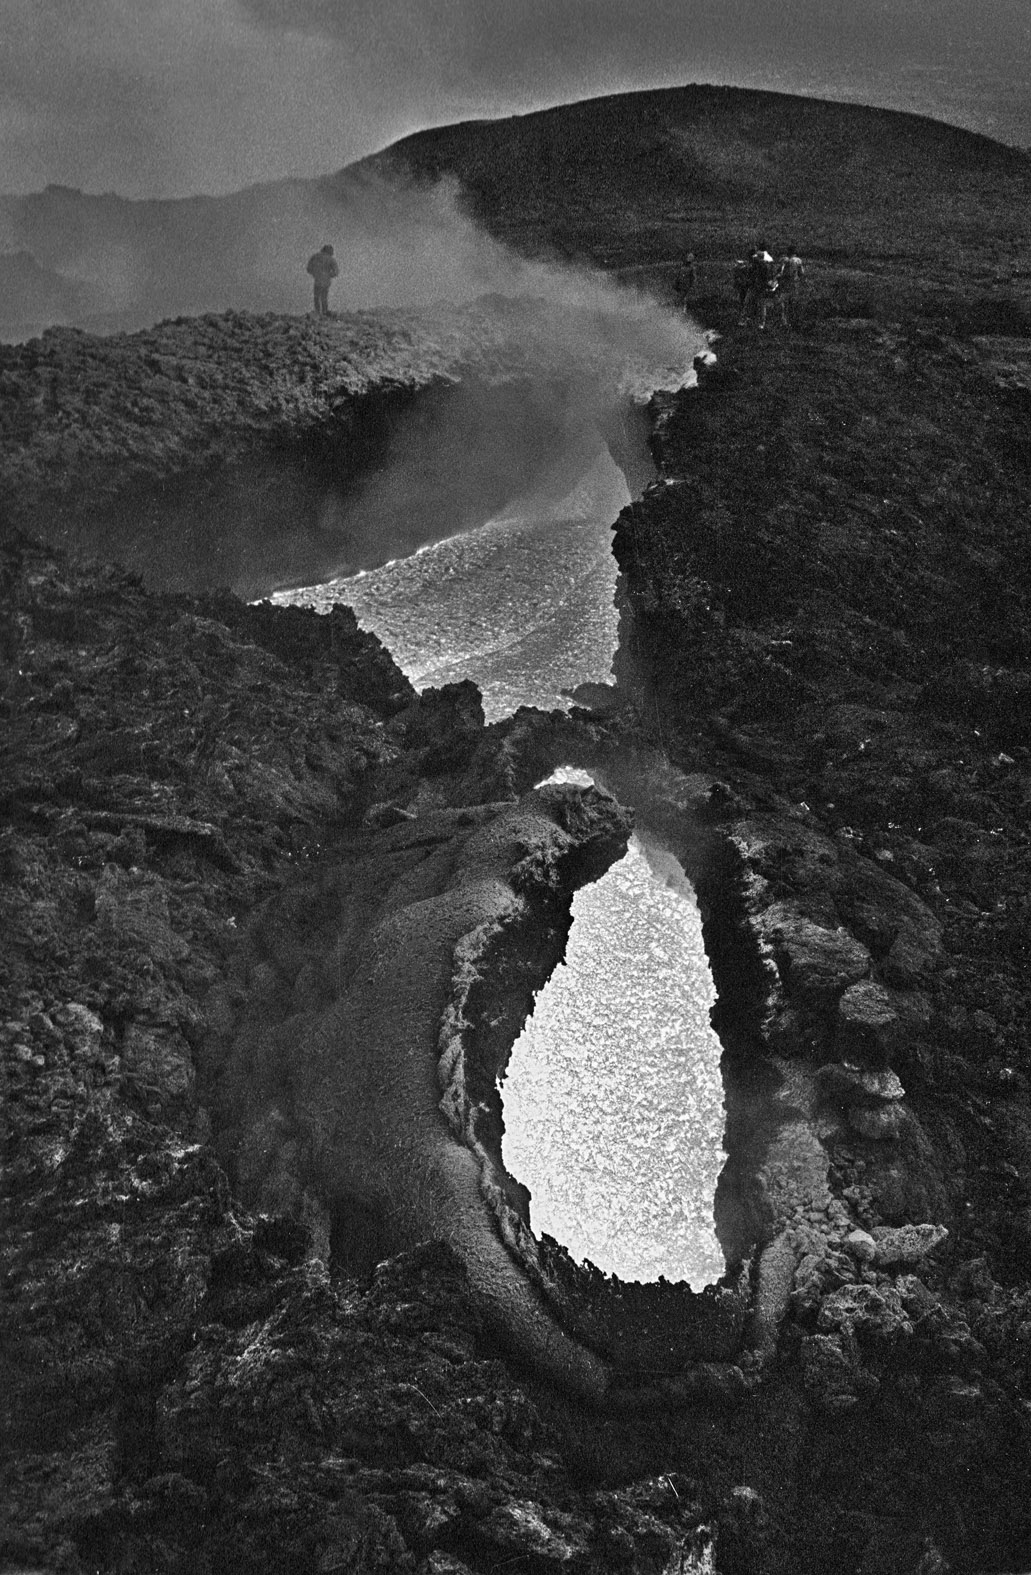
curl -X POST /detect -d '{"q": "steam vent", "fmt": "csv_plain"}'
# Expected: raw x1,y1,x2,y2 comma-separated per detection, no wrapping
5,82,1031,1575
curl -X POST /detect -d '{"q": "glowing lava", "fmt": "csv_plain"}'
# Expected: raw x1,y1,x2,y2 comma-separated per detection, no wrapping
502,773,726,1287
273,444,626,722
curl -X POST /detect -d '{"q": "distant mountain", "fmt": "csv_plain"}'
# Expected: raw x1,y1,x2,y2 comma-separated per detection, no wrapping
2,85,1029,341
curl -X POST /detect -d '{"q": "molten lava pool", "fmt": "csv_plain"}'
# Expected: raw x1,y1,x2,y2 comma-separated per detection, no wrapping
502,770,725,1286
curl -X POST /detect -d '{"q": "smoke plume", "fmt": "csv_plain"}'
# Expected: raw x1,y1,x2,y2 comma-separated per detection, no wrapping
0,160,708,601
0,159,702,363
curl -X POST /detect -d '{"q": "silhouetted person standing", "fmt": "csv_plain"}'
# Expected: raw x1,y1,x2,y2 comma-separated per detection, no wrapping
732,258,750,311
306,244,339,316
740,246,776,330
775,246,807,326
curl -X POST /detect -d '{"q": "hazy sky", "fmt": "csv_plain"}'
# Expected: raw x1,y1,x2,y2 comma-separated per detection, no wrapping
3,0,1030,197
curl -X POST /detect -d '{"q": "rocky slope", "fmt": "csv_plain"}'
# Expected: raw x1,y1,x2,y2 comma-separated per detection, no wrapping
4,85,1031,1575
604,316,1031,1570
1,533,715,1573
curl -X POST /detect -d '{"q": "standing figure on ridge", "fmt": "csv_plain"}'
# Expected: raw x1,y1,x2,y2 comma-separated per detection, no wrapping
732,257,750,313
775,245,807,327
739,246,777,331
306,243,339,317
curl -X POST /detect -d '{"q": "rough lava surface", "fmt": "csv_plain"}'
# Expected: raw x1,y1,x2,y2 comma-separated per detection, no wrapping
4,85,1031,1575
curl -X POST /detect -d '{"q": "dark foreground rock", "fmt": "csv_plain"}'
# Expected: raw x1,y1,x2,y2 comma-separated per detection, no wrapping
605,315,1031,1569
0,532,721,1573
0,299,675,600
6,511,1031,1574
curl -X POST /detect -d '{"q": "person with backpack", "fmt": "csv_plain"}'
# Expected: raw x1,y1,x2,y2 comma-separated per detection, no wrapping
775,246,807,326
740,245,777,330
306,243,339,317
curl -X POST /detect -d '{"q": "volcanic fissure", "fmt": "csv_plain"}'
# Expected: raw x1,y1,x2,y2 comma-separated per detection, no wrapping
271,356,742,1318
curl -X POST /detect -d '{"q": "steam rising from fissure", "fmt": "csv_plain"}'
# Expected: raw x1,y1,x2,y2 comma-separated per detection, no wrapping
274,203,707,711
0,163,707,350
266,206,724,1286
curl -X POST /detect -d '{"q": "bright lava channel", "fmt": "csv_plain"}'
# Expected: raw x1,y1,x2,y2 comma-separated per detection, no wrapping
502,774,726,1287
271,445,628,723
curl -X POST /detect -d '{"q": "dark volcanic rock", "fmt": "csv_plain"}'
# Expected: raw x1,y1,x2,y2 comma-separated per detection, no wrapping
0,531,716,1571
816,1063,906,1108
0,301,661,599
609,308,1031,1569
211,783,633,1401
834,979,902,1067
758,904,872,1000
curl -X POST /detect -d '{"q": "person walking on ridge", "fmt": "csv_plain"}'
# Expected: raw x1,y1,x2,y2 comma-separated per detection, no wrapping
740,246,777,330
732,257,750,314
306,243,339,317
775,245,806,327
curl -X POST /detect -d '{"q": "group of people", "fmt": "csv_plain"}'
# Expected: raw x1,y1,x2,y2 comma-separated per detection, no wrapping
733,245,807,329
678,244,808,328
307,237,806,329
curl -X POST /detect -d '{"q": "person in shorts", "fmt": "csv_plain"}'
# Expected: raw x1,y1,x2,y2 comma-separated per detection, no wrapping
741,247,776,330
775,246,807,326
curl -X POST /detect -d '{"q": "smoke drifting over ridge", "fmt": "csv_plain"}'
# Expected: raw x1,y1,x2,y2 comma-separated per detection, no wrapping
283,173,706,583
1,158,706,601
0,161,697,359
271,183,705,585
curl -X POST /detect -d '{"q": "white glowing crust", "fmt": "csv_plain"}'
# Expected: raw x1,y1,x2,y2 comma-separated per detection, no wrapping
273,447,626,722
502,831,726,1288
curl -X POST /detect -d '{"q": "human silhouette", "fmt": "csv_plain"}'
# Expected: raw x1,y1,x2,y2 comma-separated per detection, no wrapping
306,244,339,317
775,246,807,326
740,246,777,330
